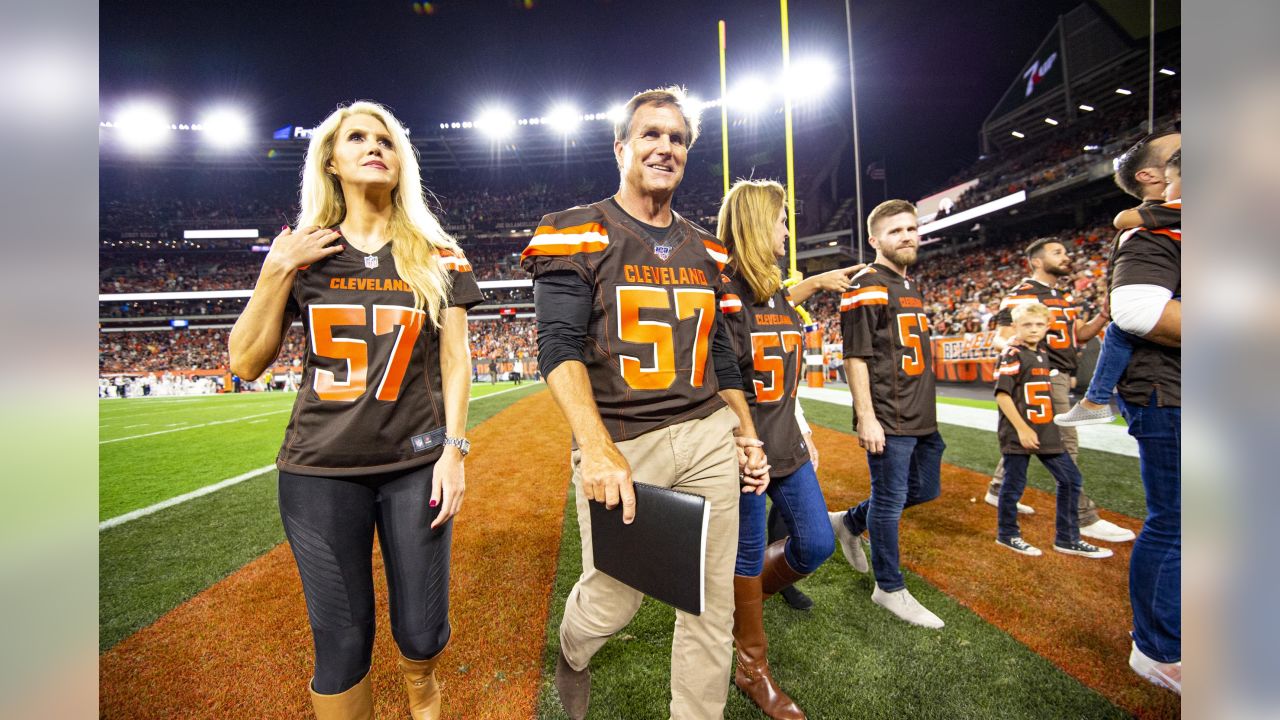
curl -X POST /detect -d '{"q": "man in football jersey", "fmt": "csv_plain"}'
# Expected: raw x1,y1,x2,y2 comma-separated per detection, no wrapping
523,87,768,720
1108,143,1182,694
984,238,1132,543
828,199,947,629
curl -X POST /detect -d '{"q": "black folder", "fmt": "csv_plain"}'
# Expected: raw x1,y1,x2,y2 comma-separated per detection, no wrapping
588,482,710,616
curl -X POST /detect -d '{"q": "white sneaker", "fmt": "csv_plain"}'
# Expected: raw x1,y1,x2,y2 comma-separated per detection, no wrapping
1054,401,1117,427
1129,642,1181,695
829,511,869,573
1080,518,1136,542
1053,539,1114,559
984,490,1034,515
996,536,1042,556
871,584,944,629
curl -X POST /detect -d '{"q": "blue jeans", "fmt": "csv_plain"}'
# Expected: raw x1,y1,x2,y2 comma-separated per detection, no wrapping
1118,392,1181,663
1084,322,1139,405
736,461,835,576
997,452,1082,546
842,431,945,592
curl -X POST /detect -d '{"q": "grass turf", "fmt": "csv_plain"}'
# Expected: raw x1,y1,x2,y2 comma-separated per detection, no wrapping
99,383,546,652
799,398,1147,519
535,485,1127,720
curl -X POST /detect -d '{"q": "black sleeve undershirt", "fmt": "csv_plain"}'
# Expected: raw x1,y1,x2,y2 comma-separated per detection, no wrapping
534,271,593,379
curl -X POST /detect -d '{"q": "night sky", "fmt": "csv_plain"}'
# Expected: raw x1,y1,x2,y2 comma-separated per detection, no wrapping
101,0,1083,200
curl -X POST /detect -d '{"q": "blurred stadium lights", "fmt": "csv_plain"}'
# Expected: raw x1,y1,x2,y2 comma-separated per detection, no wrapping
1078,103,1095,112
1159,67,1176,76
475,108,516,139
1010,130,1025,139
199,109,249,148
785,58,834,99
114,103,173,150
606,103,628,125
545,104,582,133
727,76,772,114
1043,117,1059,126
1115,87,1133,95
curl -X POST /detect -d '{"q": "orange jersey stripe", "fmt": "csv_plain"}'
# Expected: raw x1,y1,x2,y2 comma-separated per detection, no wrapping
1148,227,1182,242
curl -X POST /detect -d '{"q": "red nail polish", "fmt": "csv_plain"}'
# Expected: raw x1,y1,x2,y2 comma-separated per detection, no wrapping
430,499,439,507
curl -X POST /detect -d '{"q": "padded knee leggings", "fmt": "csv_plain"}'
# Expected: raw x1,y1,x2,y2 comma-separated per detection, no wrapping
278,463,452,694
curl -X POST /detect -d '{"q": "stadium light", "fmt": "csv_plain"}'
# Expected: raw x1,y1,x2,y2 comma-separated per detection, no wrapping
474,108,516,139
546,104,582,134
1043,117,1059,126
199,109,249,148
1078,104,1095,112
728,76,772,114
1115,88,1133,95
115,103,173,150
1010,131,1025,139
606,103,628,125
1159,68,1176,76
786,58,834,99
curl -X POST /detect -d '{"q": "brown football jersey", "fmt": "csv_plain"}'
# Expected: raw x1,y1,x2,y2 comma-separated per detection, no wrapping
994,278,1082,373
1110,199,1181,407
521,199,728,443
840,263,937,436
993,343,1065,455
275,239,483,476
720,271,808,477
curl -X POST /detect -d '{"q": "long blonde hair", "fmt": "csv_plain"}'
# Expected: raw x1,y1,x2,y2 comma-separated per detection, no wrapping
298,100,460,328
717,179,785,304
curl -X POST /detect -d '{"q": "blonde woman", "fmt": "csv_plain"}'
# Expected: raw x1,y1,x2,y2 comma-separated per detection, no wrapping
716,179,866,719
229,101,482,720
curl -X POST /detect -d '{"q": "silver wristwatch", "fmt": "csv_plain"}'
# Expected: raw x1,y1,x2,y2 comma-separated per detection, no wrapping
443,435,470,456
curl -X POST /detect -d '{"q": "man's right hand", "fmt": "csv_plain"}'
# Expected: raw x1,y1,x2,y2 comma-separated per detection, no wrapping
580,441,636,524
857,416,886,455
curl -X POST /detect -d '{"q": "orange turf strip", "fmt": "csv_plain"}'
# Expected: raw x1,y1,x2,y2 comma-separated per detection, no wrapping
100,390,572,719
810,422,1181,720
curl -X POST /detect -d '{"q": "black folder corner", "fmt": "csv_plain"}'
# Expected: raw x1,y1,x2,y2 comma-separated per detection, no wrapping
588,482,710,616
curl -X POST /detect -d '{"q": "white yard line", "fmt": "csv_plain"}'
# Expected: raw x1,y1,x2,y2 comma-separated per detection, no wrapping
797,385,1138,458
98,465,277,531
99,383,545,531
99,410,291,444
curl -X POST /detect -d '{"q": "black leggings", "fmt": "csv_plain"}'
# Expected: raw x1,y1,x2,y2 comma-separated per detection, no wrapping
278,463,452,694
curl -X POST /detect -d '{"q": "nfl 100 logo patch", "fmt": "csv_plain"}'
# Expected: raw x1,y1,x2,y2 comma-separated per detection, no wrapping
653,244,672,261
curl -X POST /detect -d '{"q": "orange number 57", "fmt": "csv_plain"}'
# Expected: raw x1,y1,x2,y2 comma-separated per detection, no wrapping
309,304,425,402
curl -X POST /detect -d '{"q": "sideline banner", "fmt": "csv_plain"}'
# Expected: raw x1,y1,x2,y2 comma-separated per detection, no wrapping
933,331,999,384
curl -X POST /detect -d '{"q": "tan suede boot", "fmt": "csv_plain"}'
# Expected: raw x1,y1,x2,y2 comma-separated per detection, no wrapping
732,574,807,720
760,539,808,600
398,651,444,720
309,672,373,720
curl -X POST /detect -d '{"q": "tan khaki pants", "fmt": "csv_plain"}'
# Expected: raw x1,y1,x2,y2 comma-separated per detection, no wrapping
990,371,1101,525
559,406,741,720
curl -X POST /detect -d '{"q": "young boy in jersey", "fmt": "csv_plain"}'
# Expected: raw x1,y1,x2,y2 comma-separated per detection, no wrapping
1057,149,1181,427
995,302,1113,558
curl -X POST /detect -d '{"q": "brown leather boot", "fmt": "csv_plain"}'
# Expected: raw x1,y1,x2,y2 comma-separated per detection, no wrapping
398,650,445,720
733,574,807,720
309,672,373,720
760,539,808,600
